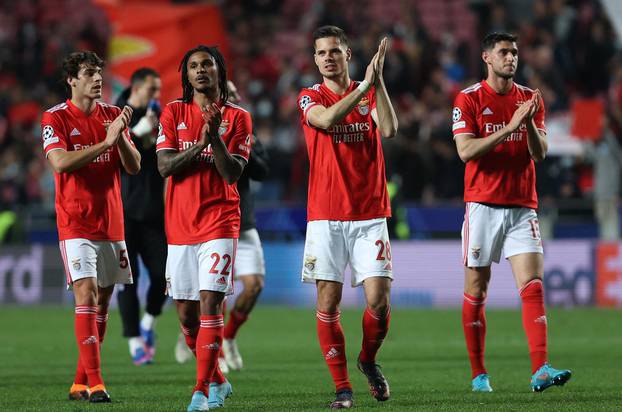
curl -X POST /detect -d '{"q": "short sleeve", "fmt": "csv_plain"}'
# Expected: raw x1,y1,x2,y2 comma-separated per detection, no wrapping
227,110,252,162
41,111,68,157
156,104,178,152
452,92,477,138
297,88,322,125
534,94,546,134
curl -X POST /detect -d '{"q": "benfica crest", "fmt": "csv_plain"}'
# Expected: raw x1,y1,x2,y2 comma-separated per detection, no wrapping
358,97,370,115
471,246,481,260
218,120,230,137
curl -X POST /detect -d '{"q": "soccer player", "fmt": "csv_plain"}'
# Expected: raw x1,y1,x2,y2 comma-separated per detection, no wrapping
452,32,572,393
41,51,141,402
156,45,252,412
221,80,270,371
297,26,398,408
115,67,168,365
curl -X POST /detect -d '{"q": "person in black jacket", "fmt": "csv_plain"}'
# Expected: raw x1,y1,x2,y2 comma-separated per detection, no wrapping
222,81,269,371
115,68,167,365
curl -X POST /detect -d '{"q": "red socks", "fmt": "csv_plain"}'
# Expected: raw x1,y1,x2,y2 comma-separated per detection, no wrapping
74,306,104,387
195,315,224,393
96,311,108,343
181,325,198,356
317,311,351,392
520,279,548,373
74,308,108,385
223,310,249,340
462,293,487,378
359,306,391,363
73,355,87,385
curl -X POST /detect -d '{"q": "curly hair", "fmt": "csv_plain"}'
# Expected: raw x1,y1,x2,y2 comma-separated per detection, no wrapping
178,45,228,104
61,51,105,95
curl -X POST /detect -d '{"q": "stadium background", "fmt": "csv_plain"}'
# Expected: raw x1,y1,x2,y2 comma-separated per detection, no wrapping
1,0,622,411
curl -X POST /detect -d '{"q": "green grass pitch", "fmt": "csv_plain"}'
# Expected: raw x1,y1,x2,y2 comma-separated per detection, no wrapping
1,306,621,411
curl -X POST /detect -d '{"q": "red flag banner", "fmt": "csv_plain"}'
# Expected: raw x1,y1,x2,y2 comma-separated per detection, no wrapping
94,1,230,105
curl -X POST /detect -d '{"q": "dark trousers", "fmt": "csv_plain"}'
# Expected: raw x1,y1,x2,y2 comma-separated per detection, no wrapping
117,217,168,337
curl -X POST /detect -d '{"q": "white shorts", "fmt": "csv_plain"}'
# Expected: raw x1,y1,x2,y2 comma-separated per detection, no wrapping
462,202,544,267
302,218,393,287
234,229,265,277
166,238,237,300
59,238,133,289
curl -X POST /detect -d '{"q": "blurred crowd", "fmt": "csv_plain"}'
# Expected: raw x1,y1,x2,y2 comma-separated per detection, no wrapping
0,0,620,236
0,0,108,221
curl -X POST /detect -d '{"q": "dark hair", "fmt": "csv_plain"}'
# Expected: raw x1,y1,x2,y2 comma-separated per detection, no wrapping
178,45,228,104
482,32,518,51
130,67,159,86
61,51,105,94
312,25,349,49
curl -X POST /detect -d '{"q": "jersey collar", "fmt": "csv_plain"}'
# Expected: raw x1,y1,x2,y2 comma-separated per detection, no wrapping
321,80,356,98
480,80,516,97
66,98,96,118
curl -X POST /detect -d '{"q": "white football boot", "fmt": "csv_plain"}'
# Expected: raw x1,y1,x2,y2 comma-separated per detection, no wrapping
222,338,244,370
175,332,194,364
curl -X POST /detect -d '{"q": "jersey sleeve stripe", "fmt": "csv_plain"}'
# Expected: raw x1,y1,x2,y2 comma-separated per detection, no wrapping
460,83,481,94
46,103,68,113
45,147,65,158
224,102,249,113
155,147,177,153
453,132,475,140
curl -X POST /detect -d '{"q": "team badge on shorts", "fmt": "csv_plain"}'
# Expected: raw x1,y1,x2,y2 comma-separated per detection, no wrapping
358,97,370,115
72,258,81,271
218,120,230,137
471,246,481,260
304,255,317,272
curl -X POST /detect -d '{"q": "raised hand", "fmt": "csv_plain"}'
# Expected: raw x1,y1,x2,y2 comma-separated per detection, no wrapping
364,51,379,86
527,89,541,120
507,99,535,132
374,37,389,84
105,105,133,146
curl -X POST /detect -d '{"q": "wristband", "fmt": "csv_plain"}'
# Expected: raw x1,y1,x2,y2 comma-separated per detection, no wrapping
357,80,371,94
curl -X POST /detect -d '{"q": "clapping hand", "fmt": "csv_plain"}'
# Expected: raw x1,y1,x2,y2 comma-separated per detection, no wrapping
105,105,133,146
200,103,224,148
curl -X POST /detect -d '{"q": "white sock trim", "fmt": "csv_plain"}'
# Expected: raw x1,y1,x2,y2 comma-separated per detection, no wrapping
140,313,156,331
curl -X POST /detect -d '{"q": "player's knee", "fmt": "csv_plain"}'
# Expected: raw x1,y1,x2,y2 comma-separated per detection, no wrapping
249,277,264,296
317,295,340,313
200,291,225,315
367,297,390,316
73,279,97,306
177,310,197,329
465,286,488,300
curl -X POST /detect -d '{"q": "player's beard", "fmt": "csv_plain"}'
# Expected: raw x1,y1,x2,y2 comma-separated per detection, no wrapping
493,66,515,80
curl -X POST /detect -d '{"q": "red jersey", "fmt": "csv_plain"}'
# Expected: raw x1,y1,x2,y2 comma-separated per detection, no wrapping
156,100,252,245
297,81,391,221
452,80,546,209
41,99,131,241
